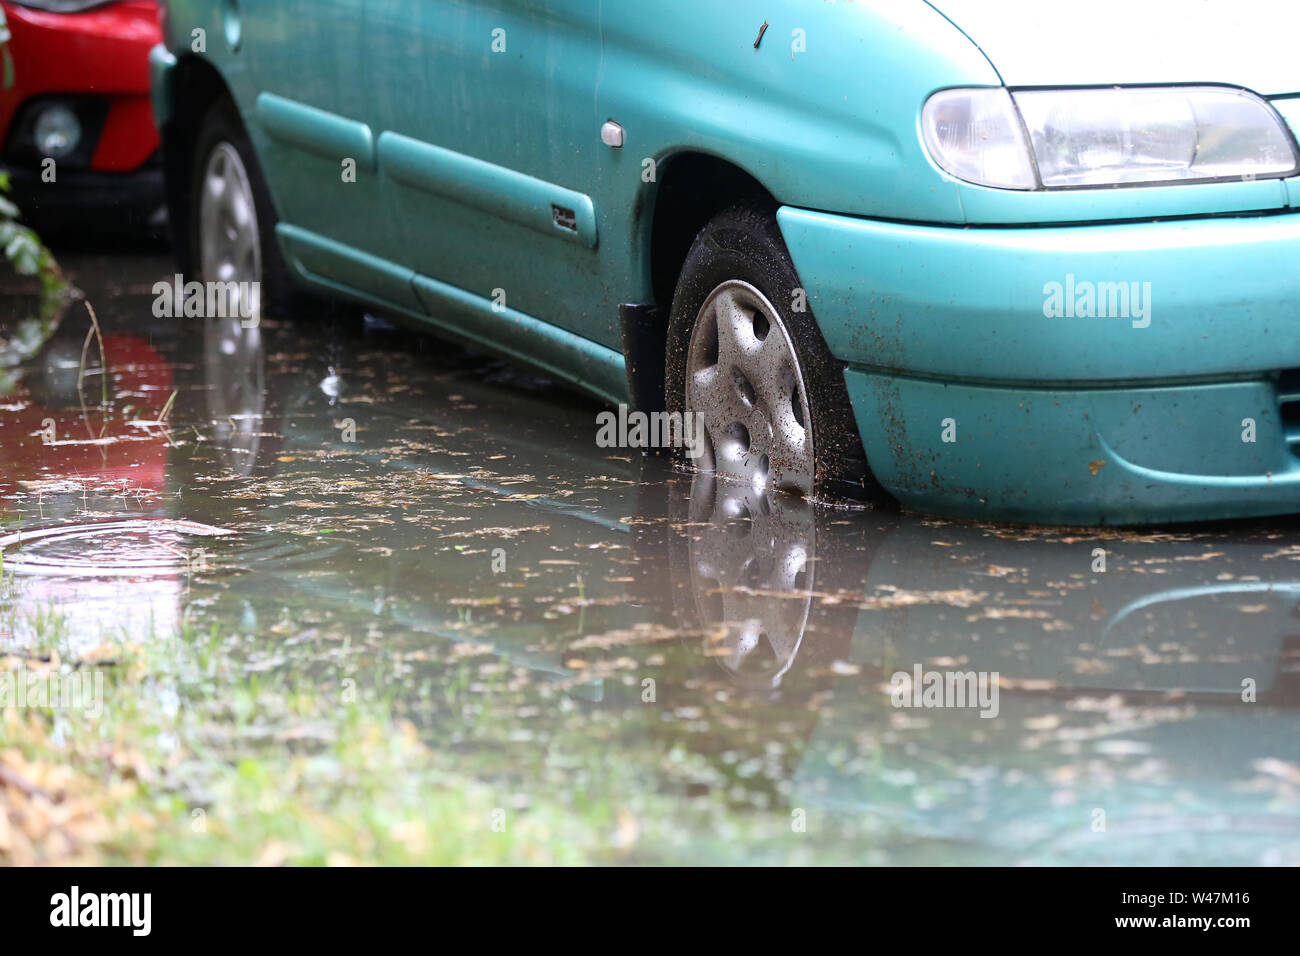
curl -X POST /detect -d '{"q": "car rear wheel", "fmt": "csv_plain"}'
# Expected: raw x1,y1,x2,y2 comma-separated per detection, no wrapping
190,98,303,322
198,141,263,321
664,205,882,503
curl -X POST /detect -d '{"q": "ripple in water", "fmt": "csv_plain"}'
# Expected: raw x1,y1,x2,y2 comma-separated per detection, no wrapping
0,518,337,579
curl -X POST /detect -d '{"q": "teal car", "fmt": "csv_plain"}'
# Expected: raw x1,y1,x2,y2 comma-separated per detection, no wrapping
149,0,1300,526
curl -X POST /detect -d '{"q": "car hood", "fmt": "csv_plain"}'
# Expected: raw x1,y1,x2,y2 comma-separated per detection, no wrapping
927,0,1300,96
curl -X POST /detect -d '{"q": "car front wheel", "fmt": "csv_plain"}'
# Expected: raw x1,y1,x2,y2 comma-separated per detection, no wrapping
665,205,881,503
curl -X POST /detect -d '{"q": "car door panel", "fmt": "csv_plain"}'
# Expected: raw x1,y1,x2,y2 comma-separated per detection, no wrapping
232,1,402,305
362,0,613,345
378,132,597,249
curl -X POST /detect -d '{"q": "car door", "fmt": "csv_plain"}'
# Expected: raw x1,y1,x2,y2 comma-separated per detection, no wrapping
361,0,610,345
237,0,390,287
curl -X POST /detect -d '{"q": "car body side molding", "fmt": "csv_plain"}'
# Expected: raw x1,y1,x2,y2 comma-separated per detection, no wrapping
276,223,626,407
255,92,376,172
378,131,598,249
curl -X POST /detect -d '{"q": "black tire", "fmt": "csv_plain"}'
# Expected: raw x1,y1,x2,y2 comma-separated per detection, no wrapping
187,97,306,319
664,205,885,503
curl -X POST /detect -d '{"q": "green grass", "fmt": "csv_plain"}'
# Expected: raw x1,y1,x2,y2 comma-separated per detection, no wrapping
2,615,620,865
2,600,901,866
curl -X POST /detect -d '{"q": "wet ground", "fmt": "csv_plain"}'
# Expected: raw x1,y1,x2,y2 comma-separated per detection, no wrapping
3,250,1300,864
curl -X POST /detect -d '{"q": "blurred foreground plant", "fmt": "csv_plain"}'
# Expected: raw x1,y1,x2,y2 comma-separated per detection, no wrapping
1,6,73,388
0,173,74,395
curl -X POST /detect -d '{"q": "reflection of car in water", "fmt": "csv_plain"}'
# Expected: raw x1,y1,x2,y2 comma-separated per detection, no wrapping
0,325,180,651
166,316,1300,863
1,327,172,505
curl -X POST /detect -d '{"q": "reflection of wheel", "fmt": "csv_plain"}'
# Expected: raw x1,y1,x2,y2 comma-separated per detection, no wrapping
190,98,301,321
663,467,890,696
680,471,816,689
27,337,89,407
665,205,881,503
204,315,265,476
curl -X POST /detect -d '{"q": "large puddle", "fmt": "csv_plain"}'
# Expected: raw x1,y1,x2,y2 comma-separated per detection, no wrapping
2,252,1299,863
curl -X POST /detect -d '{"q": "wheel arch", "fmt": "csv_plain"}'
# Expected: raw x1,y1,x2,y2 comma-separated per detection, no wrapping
622,151,779,415
647,151,777,314
158,55,238,274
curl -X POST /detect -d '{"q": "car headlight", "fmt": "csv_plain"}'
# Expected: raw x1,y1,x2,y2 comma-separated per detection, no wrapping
922,86,1300,190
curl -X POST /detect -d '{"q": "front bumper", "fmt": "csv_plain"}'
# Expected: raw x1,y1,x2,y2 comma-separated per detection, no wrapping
842,372,1300,525
0,1,162,172
777,206,1300,525
2,159,165,235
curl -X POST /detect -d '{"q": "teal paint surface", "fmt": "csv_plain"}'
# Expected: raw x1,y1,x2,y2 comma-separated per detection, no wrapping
148,45,177,127
953,177,1291,225
845,369,1300,525
278,224,627,407
278,222,422,313
360,0,609,344
408,272,626,405
780,206,1300,384
255,93,376,171
379,132,598,248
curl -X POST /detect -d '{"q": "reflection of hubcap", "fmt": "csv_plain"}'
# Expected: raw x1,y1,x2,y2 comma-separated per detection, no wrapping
199,142,262,322
205,316,264,476
685,470,815,689
685,280,813,496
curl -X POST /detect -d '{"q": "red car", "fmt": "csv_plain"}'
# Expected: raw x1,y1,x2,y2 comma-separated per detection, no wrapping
0,0,163,235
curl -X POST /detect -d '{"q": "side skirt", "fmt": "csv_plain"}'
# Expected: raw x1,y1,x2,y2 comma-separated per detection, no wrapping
275,223,629,408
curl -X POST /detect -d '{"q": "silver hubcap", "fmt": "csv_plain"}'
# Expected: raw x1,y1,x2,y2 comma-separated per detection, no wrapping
685,280,814,496
199,141,262,322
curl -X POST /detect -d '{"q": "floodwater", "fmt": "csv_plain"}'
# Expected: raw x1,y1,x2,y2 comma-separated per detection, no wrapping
3,251,1300,864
